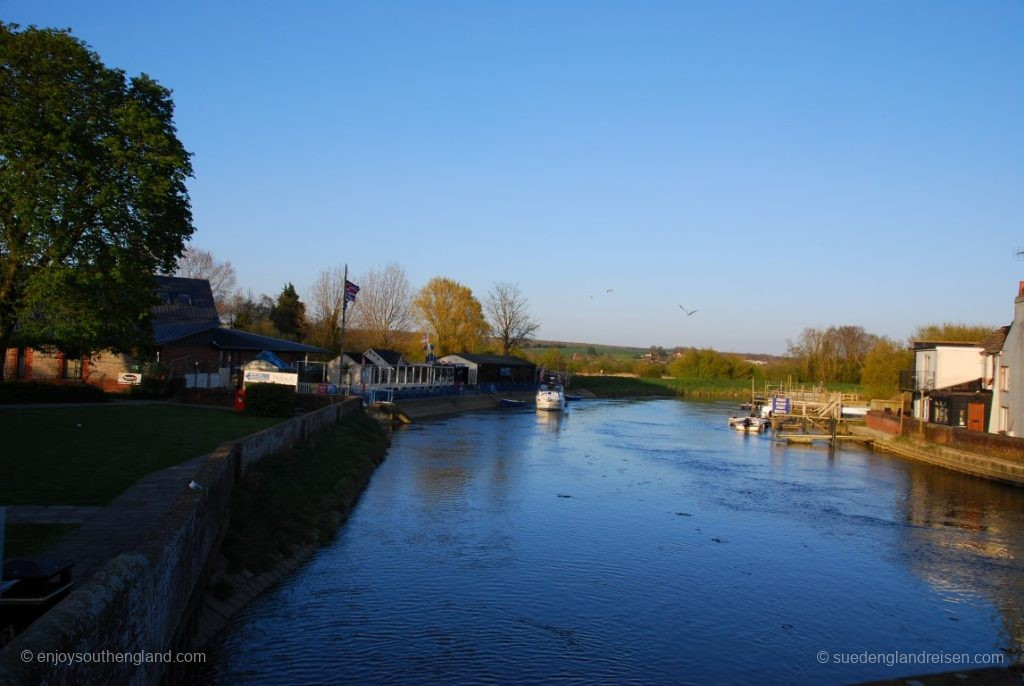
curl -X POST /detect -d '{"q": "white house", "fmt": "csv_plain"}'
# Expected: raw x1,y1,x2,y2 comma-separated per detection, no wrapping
908,341,984,422
992,281,1024,436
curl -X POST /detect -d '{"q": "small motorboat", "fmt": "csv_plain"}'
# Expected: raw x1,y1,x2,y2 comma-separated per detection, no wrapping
728,415,770,433
499,397,527,408
536,384,566,411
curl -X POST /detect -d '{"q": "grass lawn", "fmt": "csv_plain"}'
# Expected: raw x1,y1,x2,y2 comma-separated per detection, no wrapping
3,523,79,558
0,404,284,506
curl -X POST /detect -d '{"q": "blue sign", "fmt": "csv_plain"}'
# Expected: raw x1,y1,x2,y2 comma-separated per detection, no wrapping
327,384,339,395
772,397,791,414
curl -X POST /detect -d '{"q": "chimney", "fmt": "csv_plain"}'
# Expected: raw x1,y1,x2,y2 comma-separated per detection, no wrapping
1019,280,1024,298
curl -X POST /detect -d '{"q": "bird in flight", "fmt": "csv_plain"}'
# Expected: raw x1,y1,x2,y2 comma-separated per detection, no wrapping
679,305,698,316
606,289,614,294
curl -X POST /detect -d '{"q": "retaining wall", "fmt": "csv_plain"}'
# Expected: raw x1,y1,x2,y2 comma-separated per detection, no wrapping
0,398,361,685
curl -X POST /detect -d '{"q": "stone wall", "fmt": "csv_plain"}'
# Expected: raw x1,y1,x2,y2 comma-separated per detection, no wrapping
0,397,362,685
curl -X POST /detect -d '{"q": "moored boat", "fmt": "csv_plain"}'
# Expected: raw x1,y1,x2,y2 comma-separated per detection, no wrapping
536,384,566,411
728,415,770,433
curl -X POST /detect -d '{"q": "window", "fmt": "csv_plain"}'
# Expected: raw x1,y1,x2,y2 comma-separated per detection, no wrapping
1000,366,1010,392
63,356,82,380
15,347,26,380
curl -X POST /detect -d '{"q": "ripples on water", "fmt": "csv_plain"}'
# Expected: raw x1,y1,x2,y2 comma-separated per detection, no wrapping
198,399,1024,685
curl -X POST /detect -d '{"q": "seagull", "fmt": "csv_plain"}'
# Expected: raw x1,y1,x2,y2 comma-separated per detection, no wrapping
679,305,698,316
188,480,203,491
605,289,614,294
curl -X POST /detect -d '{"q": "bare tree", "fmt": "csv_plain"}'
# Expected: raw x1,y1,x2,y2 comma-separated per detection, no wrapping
305,266,347,352
175,246,237,313
484,282,540,355
353,262,414,349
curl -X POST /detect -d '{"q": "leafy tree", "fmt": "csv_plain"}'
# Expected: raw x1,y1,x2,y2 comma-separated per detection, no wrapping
786,325,878,383
909,323,997,344
353,262,414,349
412,277,489,356
860,338,913,400
484,281,539,355
175,246,236,314
271,283,306,340
0,24,194,377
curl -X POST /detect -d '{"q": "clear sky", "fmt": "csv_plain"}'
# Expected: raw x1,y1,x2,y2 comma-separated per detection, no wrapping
5,1,1022,354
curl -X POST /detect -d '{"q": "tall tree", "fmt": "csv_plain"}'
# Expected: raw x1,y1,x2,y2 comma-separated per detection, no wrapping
354,262,414,349
271,283,306,340
304,266,347,353
175,246,236,314
0,24,194,378
412,277,489,356
484,281,539,355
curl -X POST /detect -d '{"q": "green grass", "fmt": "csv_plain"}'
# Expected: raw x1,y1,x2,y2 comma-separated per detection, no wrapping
0,405,284,506
222,412,390,573
570,375,756,398
569,375,862,399
522,344,645,360
3,523,79,558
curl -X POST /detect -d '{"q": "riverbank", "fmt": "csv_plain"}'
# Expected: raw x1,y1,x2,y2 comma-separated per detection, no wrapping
0,399,367,685
188,412,390,652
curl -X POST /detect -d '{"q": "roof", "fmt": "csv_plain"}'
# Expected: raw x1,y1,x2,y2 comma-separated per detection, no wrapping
911,341,983,350
152,275,220,344
978,326,1011,354
366,349,404,366
442,353,535,367
211,328,327,354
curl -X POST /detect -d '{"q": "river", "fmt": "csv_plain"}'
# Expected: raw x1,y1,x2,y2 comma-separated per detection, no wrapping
197,399,1024,684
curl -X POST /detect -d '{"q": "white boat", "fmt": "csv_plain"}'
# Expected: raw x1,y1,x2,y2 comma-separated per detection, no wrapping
536,383,566,411
728,415,770,433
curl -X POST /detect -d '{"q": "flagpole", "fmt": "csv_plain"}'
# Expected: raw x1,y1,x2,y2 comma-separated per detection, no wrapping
339,263,348,387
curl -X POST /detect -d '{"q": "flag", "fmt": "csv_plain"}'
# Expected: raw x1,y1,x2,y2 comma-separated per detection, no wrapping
344,280,360,304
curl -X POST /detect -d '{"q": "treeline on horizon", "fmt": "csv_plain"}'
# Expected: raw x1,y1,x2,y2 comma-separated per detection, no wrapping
210,250,997,402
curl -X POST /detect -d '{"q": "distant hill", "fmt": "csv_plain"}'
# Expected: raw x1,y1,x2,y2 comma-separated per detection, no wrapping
522,340,789,364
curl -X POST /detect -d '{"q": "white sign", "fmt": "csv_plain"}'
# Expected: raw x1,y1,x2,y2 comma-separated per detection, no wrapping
243,370,298,388
118,373,143,385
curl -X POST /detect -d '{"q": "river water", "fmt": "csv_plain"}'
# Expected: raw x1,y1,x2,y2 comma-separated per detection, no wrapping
198,399,1024,684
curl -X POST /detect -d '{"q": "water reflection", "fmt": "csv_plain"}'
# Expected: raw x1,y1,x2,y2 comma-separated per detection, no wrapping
898,461,1024,658
200,399,1024,685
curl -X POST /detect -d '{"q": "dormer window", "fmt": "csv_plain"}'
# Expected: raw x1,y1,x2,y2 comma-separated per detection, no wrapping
176,293,192,305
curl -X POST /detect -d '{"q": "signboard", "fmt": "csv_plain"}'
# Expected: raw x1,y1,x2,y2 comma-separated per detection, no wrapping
243,370,298,388
771,397,791,414
118,373,142,385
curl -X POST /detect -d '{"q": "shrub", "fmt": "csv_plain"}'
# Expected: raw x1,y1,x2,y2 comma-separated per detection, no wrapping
244,382,295,417
0,382,108,404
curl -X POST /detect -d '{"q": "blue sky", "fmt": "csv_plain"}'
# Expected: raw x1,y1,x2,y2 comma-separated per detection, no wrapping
5,1,1022,354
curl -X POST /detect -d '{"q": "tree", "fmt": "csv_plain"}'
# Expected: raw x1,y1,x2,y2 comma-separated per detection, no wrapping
271,283,306,340
412,277,489,356
861,338,913,400
223,290,277,335
483,282,539,355
175,246,236,314
304,266,347,353
353,262,414,349
910,323,997,344
0,24,194,378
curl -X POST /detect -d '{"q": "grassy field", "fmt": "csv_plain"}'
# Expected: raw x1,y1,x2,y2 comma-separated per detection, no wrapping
0,404,284,505
570,375,862,399
222,412,390,573
522,343,646,360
